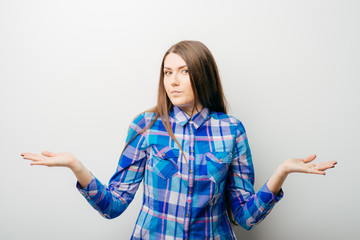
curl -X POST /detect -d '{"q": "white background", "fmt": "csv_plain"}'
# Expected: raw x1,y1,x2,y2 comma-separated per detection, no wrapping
1,0,359,239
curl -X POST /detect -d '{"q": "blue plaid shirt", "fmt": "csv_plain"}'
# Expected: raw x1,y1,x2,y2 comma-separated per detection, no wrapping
77,106,283,239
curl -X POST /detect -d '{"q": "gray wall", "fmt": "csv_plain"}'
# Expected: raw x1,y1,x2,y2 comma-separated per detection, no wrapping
1,0,359,239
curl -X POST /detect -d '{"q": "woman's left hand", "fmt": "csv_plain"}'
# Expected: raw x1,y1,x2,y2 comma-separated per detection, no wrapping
281,154,337,176
267,154,337,195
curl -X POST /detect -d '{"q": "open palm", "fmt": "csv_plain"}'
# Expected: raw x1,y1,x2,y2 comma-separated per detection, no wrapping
21,151,78,168
283,154,337,175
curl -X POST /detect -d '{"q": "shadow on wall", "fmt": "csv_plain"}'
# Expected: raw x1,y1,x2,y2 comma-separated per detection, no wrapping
234,226,259,240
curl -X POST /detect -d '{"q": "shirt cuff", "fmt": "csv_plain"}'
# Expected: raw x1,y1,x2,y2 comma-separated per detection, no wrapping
258,180,284,204
76,172,100,199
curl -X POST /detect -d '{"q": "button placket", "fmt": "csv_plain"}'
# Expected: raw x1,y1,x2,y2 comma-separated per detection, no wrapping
188,121,195,187
184,121,195,236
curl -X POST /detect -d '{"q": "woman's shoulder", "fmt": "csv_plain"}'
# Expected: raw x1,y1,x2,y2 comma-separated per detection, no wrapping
210,111,242,125
130,110,157,128
209,111,246,132
135,111,157,120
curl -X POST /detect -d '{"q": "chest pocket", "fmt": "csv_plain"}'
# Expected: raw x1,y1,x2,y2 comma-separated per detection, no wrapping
205,152,232,183
150,145,180,179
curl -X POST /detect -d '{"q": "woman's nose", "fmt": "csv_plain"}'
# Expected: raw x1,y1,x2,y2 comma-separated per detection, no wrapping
171,73,180,86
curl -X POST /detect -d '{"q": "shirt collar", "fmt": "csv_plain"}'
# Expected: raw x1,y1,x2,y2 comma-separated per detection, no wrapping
171,106,210,129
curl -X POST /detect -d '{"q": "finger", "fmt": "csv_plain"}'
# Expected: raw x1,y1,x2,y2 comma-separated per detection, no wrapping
315,161,337,171
30,156,49,166
307,168,326,175
22,152,48,167
303,154,317,163
41,151,56,157
30,161,46,166
21,152,43,161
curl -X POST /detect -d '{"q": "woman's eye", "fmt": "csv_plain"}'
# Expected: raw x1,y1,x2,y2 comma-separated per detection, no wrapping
164,71,171,75
182,69,188,74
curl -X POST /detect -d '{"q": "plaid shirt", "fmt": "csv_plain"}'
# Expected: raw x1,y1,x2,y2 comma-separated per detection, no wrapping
77,106,283,239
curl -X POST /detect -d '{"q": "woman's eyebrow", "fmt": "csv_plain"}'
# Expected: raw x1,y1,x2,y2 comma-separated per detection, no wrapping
164,65,187,70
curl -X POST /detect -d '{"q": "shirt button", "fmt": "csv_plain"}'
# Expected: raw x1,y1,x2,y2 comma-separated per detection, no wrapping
189,191,192,194
190,150,194,153
162,153,165,157
219,158,223,162
186,214,189,217
190,130,193,134
190,170,193,173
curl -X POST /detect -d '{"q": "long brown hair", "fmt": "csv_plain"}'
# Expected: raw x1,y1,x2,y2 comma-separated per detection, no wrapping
124,40,237,225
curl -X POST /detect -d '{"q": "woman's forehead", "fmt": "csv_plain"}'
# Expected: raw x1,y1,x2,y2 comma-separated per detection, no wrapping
164,53,187,69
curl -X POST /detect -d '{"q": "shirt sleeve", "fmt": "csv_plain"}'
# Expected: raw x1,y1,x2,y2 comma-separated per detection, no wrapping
226,120,284,230
76,113,149,219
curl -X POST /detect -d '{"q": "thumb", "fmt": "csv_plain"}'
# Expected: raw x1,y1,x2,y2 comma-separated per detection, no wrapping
41,151,56,157
303,154,317,163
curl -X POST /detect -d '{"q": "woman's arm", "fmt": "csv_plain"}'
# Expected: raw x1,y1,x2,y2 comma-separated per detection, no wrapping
227,120,337,230
70,159,93,188
21,113,151,219
227,120,285,230
267,154,337,195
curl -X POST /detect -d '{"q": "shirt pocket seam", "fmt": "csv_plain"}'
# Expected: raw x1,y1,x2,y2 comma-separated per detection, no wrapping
150,145,180,179
205,152,232,165
205,151,232,183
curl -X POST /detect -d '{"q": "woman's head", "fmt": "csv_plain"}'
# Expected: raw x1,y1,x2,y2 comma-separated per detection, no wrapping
131,40,229,148
158,40,227,115
162,53,197,116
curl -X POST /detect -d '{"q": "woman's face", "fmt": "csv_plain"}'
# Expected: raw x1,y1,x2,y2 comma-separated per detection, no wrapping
163,53,201,115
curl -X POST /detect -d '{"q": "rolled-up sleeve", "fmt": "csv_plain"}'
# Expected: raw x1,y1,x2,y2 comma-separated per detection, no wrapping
76,113,149,219
226,120,284,230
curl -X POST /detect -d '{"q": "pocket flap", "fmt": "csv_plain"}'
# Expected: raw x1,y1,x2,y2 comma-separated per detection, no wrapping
205,152,232,165
150,145,179,179
205,152,232,184
151,145,180,159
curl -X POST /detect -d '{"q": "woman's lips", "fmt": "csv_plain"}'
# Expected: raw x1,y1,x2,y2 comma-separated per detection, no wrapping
171,90,182,96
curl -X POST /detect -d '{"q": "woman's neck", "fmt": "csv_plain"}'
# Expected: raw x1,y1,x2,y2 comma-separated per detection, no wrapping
179,104,203,117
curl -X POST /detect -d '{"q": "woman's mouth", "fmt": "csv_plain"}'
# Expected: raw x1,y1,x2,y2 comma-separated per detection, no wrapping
171,90,182,95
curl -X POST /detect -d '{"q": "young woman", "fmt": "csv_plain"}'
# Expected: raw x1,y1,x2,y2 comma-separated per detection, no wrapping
21,40,337,239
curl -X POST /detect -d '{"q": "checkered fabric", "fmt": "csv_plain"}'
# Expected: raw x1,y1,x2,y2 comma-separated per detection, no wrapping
77,106,283,239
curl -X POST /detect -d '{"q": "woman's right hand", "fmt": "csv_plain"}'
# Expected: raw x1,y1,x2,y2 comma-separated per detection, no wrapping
22,150,93,188
21,151,80,170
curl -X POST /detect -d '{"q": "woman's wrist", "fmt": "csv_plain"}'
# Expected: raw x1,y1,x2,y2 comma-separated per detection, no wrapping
267,161,290,195
68,159,93,188
69,158,83,173
277,161,291,177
